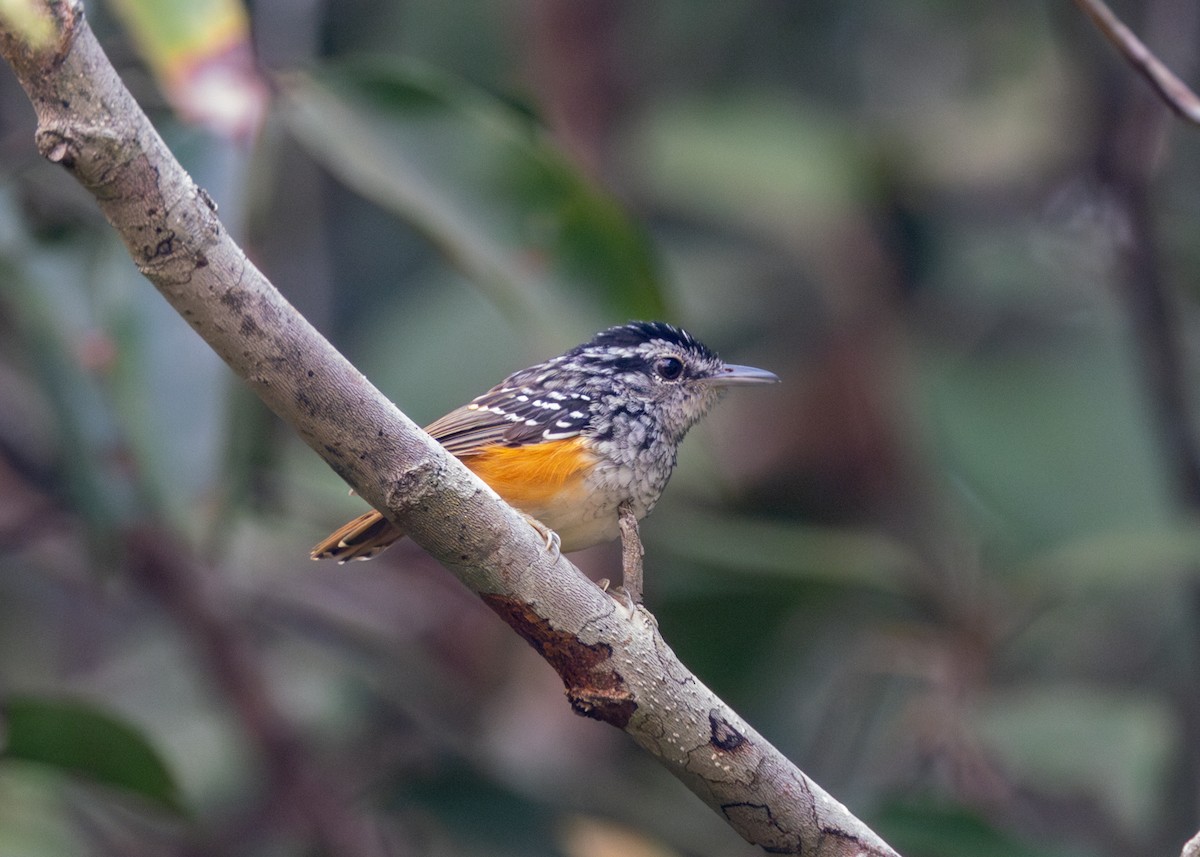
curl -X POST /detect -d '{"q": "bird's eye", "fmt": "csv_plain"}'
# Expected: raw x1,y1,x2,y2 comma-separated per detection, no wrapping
654,356,685,381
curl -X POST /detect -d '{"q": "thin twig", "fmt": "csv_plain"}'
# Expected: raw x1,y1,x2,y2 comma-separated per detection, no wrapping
1073,0,1200,124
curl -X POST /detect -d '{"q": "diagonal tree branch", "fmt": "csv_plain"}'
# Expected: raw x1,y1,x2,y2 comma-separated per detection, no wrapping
0,4,899,854
1073,0,1200,123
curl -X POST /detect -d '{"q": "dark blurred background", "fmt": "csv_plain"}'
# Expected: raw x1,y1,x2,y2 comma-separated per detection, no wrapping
2,1,1199,855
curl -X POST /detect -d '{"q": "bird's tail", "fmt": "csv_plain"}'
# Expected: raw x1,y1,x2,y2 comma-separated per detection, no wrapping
310,510,404,562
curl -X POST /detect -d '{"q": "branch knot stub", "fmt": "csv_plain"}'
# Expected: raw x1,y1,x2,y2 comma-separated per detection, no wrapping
33,121,125,185
36,128,77,166
386,457,446,516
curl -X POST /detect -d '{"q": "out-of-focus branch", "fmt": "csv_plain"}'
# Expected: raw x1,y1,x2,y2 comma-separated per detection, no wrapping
0,4,899,854
526,0,624,177
1073,0,1200,123
125,529,391,857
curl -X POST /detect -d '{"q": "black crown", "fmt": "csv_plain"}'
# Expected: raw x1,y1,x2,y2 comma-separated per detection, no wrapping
584,322,716,360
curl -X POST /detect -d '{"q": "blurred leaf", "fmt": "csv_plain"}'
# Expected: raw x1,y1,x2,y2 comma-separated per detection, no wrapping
0,0,55,49
857,15,1073,190
96,240,231,533
1,696,183,813
281,58,666,338
560,815,680,857
1,197,229,546
973,685,1177,832
0,767,85,857
396,762,560,857
0,225,128,559
628,94,865,248
107,0,267,139
650,507,915,594
876,799,1068,857
920,306,1173,554
1015,524,1200,591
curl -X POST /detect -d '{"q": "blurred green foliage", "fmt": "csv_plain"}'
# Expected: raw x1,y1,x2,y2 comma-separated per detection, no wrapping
1,1,1199,856
2,696,182,813
283,58,667,334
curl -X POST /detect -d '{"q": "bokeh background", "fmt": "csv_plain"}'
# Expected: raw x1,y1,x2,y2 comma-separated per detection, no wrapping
2,1,1200,855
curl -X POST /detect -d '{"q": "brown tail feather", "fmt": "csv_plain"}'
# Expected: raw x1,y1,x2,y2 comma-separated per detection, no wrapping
310,510,406,563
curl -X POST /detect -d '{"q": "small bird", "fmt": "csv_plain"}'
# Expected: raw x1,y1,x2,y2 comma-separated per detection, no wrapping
311,322,777,589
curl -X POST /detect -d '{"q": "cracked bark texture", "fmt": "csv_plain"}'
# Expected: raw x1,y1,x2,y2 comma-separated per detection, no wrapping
0,4,900,854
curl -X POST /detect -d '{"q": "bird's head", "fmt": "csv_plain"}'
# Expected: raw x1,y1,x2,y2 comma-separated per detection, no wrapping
566,322,778,443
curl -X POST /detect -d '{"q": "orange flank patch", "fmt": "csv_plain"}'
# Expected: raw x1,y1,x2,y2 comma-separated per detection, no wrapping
462,437,594,508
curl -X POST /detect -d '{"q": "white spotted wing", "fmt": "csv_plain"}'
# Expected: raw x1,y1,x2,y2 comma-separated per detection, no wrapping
424,384,596,456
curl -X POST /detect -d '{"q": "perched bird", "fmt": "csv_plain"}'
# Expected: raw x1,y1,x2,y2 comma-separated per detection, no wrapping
311,322,778,577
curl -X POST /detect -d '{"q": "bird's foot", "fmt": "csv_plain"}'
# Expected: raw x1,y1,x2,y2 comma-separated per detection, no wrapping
523,513,561,560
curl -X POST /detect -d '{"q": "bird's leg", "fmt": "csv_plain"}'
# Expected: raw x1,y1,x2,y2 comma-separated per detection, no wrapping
523,513,561,559
616,501,644,606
